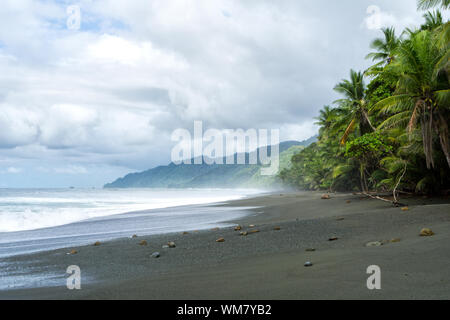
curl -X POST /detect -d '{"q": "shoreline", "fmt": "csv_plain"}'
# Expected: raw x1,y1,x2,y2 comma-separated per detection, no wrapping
1,191,449,299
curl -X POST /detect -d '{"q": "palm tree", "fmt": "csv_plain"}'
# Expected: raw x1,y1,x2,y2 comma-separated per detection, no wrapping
366,27,400,66
421,10,444,30
417,0,450,10
373,30,450,169
333,70,375,145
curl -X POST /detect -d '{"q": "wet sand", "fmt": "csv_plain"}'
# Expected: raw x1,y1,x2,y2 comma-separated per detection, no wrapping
1,191,449,300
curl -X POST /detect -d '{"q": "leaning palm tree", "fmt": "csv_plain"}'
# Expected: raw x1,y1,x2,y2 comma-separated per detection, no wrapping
417,0,450,9
366,27,400,66
333,70,375,145
373,30,450,169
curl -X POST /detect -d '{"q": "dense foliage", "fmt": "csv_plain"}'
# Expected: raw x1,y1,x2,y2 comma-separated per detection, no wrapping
280,1,450,197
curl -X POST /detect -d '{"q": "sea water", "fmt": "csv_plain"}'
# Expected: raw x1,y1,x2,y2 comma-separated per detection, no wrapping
0,188,262,258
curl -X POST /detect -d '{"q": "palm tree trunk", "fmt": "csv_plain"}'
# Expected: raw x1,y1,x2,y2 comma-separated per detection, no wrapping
421,108,435,169
436,111,450,168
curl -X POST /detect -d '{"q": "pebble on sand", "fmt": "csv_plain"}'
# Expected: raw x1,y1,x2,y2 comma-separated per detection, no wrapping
67,249,78,255
390,238,401,243
365,241,383,247
139,240,148,246
234,226,242,231
151,252,160,258
346,200,351,204
93,241,101,246
240,231,248,236
401,207,409,211
249,224,256,228
168,241,176,248
420,228,434,237
216,238,225,242
321,194,331,200
305,248,316,252
304,261,313,267
248,229,260,234
273,227,281,231
328,236,338,241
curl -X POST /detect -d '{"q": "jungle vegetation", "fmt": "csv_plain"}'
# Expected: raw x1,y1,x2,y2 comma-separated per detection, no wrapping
279,1,450,200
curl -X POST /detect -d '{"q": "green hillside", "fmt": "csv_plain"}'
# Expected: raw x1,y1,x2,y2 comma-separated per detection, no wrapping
104,139,314,189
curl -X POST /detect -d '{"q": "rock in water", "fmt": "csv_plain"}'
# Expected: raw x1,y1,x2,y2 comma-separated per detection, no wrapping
304,261,313,267
216,238,225,243
139,240,148,246
151,252,160,258
131,234,138,238
420,228,434,237
321,194,331,200
168,241,176,248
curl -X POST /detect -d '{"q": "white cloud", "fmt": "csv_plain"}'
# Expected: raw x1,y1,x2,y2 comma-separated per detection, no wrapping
0,0,430,187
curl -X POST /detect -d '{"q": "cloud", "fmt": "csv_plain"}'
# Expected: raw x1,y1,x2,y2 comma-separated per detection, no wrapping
0,0,429,187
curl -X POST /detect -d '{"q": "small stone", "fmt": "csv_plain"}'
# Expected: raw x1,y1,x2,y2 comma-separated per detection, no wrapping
365,241,383,247
328,237,338,241
162,245,169,249
390,238,401,243
336,217,345,221
401,207,409,211
321,194,331,200
305,248,316,252
211,227,220,231
151,252,160,258
273,227,281,231
234,226,242,231
182,232,189,235
67,249,78,255
248,229,260,234
139,240,148,246
249,224,256,228
93,241,101,246
131,234,138,238
304,261,313,267
346,200,351,204
240,231,248,236
216,238,225,243
168,241,176,248
420,228,434,237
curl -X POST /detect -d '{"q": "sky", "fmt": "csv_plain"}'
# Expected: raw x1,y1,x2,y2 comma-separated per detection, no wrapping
0,0,436,188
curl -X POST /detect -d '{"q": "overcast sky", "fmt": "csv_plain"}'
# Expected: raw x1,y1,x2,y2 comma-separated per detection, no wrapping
0,0,434,187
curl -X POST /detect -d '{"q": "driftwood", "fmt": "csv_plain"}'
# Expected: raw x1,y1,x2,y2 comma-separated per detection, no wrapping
356,192,407,207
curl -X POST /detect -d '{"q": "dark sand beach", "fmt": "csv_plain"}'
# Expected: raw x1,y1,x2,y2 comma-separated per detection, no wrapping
1,191,449,300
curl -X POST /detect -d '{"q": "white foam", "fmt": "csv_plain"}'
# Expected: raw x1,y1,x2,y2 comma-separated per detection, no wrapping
0,188,261,233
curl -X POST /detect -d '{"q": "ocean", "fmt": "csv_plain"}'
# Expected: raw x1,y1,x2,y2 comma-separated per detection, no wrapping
0,188,262,258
